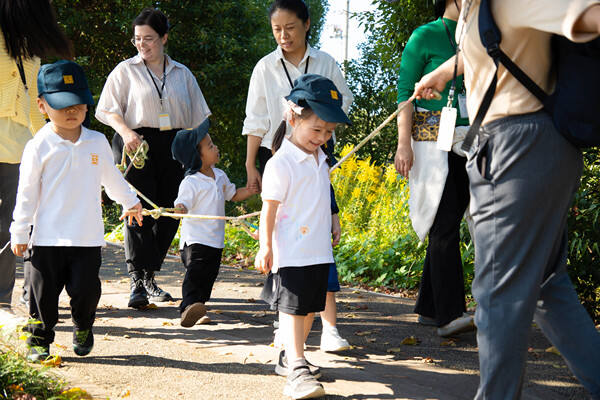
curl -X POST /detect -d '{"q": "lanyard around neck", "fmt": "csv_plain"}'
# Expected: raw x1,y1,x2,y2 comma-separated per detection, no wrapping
441,18,457,52
16,57,28,91
145,56,166,102
281,56,310,89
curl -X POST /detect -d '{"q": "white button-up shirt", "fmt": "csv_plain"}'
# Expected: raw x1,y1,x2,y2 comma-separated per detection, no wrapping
10,124,139,246
95,55,211,130
174,168,237,249
261,139,333,269
242,44,353,150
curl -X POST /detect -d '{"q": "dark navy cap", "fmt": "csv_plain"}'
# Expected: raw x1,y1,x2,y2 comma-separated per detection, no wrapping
285,74,351,125
37,60,94,109
172,118,210,176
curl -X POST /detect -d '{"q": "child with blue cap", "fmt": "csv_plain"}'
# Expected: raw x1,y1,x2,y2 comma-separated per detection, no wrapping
255,74,351,399
171,119,258,327
10,60,143,362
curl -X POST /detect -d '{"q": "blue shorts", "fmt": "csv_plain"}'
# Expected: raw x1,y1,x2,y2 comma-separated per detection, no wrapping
327,263,340,292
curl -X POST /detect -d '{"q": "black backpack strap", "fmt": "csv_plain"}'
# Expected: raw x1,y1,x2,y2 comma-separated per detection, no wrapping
461,0,548,152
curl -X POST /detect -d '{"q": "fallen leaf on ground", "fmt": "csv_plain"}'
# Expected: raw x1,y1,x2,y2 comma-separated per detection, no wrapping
352,290,361,294
387,347,402,353
213,310,223,314
401,336,419,345
204,336,216,340
123,334,131,339
355,330,373,336
252,312,267,317
41,355,62,367
366,338,376,343
422,357,434,363
141,303,158,310
119,278,129,284
441,339,457,347
220,351,233,355
247,298,256,303
545,346,561,356
345,313,357,319
54,343,67,350
119,389,131,398
162,321,174,326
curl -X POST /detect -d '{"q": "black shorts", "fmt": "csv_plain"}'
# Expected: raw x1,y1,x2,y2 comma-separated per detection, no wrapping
260,264,329,316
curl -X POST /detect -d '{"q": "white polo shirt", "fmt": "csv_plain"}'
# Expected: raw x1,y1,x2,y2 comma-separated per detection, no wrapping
242,44,353,150
261,139,333,269
10,124,139,246
174,168,237,249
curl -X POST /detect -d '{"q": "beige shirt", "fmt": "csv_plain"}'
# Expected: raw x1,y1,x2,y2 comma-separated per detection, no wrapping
96,55,211,130
458,0,599,125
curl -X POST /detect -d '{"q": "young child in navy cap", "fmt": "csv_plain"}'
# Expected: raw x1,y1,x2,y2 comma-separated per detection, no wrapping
10,60,143,362
255,74,351,399
171,119,257,327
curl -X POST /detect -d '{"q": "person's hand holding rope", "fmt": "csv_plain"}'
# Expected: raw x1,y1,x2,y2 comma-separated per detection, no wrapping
120,202,144,226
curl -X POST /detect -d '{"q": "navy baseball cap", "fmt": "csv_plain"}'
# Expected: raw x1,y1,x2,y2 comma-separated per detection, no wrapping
37,60,94,109
172,118,210,176
285,74,351,125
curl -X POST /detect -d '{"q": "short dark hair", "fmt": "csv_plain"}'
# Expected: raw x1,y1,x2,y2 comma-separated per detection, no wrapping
269,0,310,41
0,0,72,59
434,0,445,18
132,8,169,37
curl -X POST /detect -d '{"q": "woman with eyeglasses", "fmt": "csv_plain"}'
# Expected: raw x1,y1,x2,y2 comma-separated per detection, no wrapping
96,8,211,310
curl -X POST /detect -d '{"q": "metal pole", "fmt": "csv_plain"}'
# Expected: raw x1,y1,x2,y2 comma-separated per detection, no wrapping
344,0,350,72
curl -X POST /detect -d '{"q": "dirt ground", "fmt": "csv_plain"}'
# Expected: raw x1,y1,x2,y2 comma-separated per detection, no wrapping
6,244,590,400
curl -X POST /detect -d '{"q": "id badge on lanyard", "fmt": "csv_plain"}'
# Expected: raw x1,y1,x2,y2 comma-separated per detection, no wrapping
159,100,172,131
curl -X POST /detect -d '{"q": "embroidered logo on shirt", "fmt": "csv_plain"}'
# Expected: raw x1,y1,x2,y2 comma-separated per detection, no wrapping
63,75,74,84
91,154,99,165
299,226,309,235
330,90,339,100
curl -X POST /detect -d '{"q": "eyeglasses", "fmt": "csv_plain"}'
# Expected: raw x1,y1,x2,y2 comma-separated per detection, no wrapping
131,36,160,46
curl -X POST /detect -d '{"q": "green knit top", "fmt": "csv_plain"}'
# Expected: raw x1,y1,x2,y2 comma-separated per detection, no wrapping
397,17,468,126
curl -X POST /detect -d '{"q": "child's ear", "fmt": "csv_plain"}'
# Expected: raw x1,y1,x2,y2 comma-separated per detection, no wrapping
289,113,298,128
37,98,47,115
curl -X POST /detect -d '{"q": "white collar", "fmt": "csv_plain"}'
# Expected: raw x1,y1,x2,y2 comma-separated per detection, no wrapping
131,54,181,74
275,43,316,67
280,138,327,166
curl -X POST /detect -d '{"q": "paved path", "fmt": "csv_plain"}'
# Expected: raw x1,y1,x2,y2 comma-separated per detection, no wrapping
7,244,587,400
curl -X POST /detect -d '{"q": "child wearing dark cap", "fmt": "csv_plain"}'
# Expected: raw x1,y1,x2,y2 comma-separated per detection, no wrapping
255,74,351,400
171,119,257,327
10,60,143,362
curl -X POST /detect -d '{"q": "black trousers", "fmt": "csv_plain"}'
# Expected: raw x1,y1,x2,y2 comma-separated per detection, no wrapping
112,128,184,273
0,163,20,307
26,246,101,346
179,243,223,312
414,151,470,327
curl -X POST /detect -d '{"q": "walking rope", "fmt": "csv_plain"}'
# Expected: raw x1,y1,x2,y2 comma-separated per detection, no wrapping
119,89,440,224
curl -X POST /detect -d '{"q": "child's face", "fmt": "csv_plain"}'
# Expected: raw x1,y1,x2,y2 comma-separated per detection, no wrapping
197,134,219,167
37,97,87,134
290,113,336,154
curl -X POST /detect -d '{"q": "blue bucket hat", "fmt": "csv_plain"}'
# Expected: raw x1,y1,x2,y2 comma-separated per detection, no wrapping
37,60,94,109
285,74,351,125
171,118,210,176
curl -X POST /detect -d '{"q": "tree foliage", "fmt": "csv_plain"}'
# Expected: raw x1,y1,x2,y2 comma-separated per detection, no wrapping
51,0,327,184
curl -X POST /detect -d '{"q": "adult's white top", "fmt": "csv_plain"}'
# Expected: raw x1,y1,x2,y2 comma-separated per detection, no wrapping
261,139,333,270
10,124,139,246
174,168,237,249
242,44,353,150
95,54,211,130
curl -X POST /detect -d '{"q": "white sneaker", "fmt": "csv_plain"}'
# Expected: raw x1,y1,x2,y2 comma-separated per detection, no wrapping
320,327,350,352
437,314,476,337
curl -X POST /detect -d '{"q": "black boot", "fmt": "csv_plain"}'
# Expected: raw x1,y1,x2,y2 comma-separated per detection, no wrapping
143,271,173,302
128,271,149,309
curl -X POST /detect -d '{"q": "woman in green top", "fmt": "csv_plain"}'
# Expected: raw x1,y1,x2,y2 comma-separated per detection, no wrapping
394,0,473,337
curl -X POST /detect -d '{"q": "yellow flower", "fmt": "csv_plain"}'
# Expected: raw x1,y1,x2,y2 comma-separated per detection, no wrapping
351,187,361,198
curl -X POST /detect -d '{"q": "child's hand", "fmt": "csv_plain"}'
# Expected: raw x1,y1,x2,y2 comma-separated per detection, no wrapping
254,246,273,274
248,183,260,195
250,228,259,241
331,214,341,247
120,202,143,226
11,243,27,257
174,203,188,214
